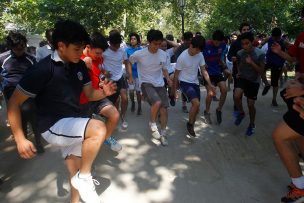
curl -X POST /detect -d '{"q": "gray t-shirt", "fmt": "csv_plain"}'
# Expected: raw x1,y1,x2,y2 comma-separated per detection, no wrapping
237,48,265,83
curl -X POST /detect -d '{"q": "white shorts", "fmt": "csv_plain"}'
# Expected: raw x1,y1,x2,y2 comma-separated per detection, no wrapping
128,78,141,92
41,117,90,158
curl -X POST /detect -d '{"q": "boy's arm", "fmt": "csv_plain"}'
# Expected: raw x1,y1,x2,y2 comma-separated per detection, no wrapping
8,89,36,159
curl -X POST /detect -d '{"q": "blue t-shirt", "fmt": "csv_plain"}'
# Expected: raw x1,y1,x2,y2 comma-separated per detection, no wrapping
266,37,286,67
125,46,142,78
203,40,226,76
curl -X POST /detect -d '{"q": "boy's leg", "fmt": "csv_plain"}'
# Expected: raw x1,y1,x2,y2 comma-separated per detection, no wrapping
98,104,120,140
189,98,200,124
120,88,128,121
247,98,256,126
65,155,81,203
217,81,228,111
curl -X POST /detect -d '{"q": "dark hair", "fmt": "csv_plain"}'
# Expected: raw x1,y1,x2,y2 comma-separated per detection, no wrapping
165,34,174,41
191,35,206,51
183,31,193,41
212,30,225,41
239,22,251,32
271,27,282,37
195,32,202,36
109,32,123,45
129,32,141,44
6,32,27,49
90,32,108,51
52,19,90,49
45,28,54,43
230,32,238,37
147,29,163,42
240,32,254,42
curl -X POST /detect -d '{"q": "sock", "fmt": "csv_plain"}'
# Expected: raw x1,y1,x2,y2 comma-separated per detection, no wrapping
149,122,157,128
161,129,166,136
78,171,91,179
292,176,304,189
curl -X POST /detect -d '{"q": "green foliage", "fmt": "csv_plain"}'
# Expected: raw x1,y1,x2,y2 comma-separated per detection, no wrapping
0,0,303,44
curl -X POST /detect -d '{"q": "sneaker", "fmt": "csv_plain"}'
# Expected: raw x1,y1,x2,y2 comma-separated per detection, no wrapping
216,109,222,124
262,85,271,96
212,96,219,101
150,123,161,139
246,124,255,136
105,136,122,152
281,186,304,203
234,112,245,126
182,105,189,113
186,122,196,137
131,102,135,112
121,120,128,130
272,100,278,107
71,171,101,203
288,183,297,191
160,136,168,146
203,111,212,124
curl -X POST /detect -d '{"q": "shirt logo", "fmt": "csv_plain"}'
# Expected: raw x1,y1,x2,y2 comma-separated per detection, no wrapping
299,42,304,48
77,72,83,81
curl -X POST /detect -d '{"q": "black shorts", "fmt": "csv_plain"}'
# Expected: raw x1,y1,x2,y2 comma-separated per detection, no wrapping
108,76,128,104
80,98,113,117
280,89,304,135
265,62,283,87
204,74,226,86
235,78,260,100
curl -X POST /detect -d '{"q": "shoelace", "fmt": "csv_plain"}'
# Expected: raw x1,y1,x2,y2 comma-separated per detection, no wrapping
109,137,117,145
92,178,100,186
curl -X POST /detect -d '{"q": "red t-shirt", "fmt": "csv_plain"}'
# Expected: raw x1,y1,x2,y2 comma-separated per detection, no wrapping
288,32,304,73
79,55,104,104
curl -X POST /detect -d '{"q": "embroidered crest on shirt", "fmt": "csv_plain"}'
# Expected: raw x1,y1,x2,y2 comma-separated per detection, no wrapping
77,72,83,81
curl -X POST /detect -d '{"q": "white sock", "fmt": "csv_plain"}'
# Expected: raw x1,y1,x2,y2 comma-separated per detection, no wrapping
161,129,166,136
149,122,157,128
292,176,304,189
78,172,91,179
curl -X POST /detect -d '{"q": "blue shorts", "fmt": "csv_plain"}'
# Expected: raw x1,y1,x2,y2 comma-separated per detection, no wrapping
179,81,200,102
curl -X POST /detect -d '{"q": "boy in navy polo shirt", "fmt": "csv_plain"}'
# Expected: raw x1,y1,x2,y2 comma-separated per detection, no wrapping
7,20,116,203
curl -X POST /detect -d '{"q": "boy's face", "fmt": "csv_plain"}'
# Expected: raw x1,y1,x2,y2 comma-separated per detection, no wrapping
188,45,201,56
160,40,167,51
241,39,253,52
130,36,138,46
12,43,26,57
231,35,237,42
87,46,103,60
148,40,162,53
241,26,250,34
212,40,221,47
58,42,84,63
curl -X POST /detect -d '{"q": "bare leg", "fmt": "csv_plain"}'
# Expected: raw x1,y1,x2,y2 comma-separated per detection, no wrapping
80,119,106,174
65,155,81,203
247,98,256,125
189,98,200,124
272,121,303,178
150,101,161,123
205,86,213,113
234,88,245,114
99,105,120,139
120,89,128,121
159,106,168,130
217,81,227,111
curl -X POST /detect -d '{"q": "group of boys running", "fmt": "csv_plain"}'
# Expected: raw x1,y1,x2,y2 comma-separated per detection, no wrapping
1,6,304,203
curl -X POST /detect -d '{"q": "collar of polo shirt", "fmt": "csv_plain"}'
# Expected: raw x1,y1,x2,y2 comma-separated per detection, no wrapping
51,50,64,63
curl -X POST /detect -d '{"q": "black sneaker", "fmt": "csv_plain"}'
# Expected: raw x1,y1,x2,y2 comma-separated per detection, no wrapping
131,102,135,112
169,95,176,106
216,109,222,124
186,122,196,137
137,107,142,115
262,85,271,96
272,100,278,107
36,144,45,154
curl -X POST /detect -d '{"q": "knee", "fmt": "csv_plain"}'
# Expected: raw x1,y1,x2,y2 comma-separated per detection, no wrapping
88,119,107,139
192,99,200,108
153,100,162,108
110,107,120,122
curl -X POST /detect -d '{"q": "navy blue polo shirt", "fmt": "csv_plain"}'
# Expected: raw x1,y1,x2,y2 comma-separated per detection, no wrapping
0,50,36,89
17,51,91,133
266,37,286,67
203,40,226,76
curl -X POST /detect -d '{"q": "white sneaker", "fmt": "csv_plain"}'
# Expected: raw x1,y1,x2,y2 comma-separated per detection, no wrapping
149,122,161,139
71,171,101,203
121,121,128,130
